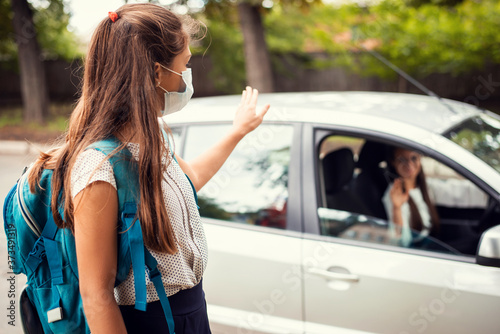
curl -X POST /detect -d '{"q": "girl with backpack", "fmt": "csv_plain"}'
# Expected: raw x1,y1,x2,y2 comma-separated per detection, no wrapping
27,3,269,333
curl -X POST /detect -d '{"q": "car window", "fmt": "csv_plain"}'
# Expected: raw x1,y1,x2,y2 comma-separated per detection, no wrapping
184,124,293,229
167,126,183,154
170,127,182,152
317,134,491,257
444,114,500,173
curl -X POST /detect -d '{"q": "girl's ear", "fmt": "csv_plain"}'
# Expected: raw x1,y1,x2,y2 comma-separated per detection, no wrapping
154,62,162,85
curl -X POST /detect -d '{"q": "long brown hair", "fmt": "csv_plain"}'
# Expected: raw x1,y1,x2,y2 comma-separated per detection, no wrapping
387,147,440,235
28,4,199,254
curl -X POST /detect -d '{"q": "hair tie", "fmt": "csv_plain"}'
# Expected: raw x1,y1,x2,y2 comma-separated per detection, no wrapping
108,11,119,23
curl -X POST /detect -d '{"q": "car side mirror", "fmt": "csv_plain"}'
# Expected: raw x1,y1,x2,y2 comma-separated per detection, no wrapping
477,224,500,268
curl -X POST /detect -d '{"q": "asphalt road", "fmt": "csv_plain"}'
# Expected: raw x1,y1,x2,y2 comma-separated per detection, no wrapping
0,152,36,334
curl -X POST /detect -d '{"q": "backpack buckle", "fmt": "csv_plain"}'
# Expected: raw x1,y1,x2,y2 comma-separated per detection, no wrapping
122,212,136,219
25,238,46,272
47,307,63,323
148,267,161,280
122,203,138,222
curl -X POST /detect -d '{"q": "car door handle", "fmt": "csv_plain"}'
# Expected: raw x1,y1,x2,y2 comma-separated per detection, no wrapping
307,267,360,283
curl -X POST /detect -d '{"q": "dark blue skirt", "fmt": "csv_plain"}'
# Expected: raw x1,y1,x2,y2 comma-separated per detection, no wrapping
119,280,211,334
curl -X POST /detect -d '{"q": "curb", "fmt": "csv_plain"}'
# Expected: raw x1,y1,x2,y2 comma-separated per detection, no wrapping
0,140,54,156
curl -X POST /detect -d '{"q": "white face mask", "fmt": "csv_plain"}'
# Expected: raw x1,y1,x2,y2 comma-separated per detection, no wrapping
157,65,194,116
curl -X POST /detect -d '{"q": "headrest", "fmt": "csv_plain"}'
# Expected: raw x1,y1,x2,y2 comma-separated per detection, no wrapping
322,148,355,193
357,141,387,170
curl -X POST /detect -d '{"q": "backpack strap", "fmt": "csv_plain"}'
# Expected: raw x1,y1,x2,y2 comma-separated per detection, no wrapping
121,203,174,334
120,203,147,311
25,213,64,323
145,247,175,334
87,138,149,311
41,215,64,323
88,137,174,333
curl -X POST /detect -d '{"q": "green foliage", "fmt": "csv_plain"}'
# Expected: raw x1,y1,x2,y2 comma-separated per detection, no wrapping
0,107,22,127
197,0,323,93
0,0,81,65
264,4,310,54
199,19,246,93
0,102,71,130
33,0,80,60
196,2,315,93
404,0,464,7
309,0,500,79
0,0,16,61
196,0,500,90
198,196,232,220
194,5,247,94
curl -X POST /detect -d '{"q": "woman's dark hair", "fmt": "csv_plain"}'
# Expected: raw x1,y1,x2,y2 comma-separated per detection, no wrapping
386,147,440,235
28,4,200,254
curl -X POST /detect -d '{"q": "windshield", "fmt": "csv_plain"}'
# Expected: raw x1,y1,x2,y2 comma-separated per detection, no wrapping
444,114,500,173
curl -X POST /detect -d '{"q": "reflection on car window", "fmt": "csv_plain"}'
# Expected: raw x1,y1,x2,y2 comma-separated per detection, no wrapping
445,114,500,173
317,208,461,255
184,124,293,229
316,134,494,257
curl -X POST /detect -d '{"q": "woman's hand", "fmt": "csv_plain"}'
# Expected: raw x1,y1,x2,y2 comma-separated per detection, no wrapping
232,86,270,137
390,178,410,209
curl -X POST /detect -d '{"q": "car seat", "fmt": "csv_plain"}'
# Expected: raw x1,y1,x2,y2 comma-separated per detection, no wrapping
352,141,389,220
321,148,371,215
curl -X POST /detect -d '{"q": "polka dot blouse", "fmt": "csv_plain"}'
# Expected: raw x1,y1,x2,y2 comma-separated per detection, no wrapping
71,142,208,304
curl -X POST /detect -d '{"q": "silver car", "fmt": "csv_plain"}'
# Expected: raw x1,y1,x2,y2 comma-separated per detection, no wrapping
165,91,500,334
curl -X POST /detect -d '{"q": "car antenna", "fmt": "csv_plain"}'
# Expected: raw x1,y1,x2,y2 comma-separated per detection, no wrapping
351,27,458,114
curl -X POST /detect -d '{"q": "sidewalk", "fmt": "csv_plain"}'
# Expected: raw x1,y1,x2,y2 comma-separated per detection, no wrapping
0,153,34,334
0,140,54,156
0,132,59,333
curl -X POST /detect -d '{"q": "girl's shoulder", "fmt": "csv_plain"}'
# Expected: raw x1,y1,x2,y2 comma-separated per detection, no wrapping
73,148,110,172
71,148,116,199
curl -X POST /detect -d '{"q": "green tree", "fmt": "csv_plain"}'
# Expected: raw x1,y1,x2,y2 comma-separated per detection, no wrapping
1,0,79,123
404,0,464,7
306,0,500,80
237,1,274,93
33,0,80,61
194,0,500,92
8,0,48,123
192,4,246,93
132,0,317,94
200,0,320,93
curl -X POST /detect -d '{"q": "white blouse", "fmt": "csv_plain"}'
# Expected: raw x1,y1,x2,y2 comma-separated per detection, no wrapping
382,184,432,247
71,142,208,304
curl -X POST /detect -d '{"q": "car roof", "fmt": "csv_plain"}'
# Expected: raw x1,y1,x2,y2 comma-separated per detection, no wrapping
165,91,481,135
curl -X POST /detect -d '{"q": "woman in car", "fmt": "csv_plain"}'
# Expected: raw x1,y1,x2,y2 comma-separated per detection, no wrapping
382,147,440,247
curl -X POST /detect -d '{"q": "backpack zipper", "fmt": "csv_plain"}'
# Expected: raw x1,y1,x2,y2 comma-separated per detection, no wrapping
17,173,42,238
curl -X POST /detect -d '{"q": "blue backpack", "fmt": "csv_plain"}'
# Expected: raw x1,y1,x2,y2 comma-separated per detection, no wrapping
3,138,175,334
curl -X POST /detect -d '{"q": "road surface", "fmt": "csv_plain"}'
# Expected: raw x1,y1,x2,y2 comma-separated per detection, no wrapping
0,152,36,334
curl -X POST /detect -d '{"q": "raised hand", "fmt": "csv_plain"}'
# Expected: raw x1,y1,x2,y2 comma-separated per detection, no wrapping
390,178,410,209
232,86,270,137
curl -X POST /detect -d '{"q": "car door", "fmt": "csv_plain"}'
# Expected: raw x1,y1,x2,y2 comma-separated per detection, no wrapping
175,122,304,334
300,124,500,334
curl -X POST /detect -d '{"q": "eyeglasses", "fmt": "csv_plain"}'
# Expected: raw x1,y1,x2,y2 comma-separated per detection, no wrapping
395,154,421,166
